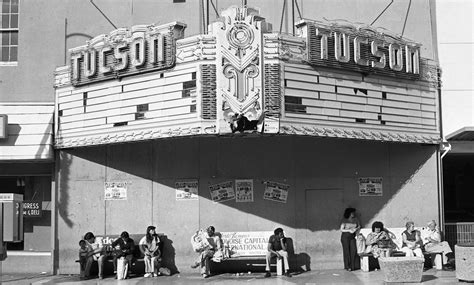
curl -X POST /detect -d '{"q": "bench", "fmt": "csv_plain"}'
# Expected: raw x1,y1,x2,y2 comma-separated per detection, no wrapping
211,231,286,275
358,227,444,272
79,233,173,277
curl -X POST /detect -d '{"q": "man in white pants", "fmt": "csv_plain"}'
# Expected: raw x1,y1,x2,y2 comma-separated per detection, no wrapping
264,228,291,277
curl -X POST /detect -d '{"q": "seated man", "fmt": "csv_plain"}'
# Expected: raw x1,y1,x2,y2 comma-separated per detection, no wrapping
82,232,106,280
264,228,291,278
111,231,136,278
191,226,222,279
401,221,424,259
422,220,454,268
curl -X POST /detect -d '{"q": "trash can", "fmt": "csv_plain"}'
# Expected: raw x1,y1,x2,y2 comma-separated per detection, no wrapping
455,244,474,282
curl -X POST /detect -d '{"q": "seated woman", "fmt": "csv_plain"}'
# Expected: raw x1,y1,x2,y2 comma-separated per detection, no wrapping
365,221,393,258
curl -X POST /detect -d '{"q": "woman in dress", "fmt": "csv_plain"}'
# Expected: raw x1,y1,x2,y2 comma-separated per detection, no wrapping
365,221,392,258
340,207,360,271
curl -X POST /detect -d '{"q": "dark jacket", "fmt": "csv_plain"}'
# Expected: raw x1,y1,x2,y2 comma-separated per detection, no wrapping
111,237,135,257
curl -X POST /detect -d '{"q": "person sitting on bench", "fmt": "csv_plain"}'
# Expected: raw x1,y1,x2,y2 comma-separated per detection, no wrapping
423,220,454,269
264,228,291,278
111,231,135,278
365,221,394,258
401,221,424,260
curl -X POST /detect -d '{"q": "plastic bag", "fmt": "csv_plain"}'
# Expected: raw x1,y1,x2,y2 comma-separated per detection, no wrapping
116,257,128,280
191,229,210,252
356,234,366,254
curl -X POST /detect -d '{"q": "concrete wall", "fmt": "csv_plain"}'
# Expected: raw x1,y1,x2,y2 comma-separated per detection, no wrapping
57,136,439,273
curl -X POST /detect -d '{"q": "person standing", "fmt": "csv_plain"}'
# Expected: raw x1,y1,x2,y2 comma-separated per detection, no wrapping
139,226,161,277
340,207,361,271
264,228,292,277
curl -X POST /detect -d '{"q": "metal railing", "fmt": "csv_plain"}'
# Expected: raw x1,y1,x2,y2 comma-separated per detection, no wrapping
444,222,474,249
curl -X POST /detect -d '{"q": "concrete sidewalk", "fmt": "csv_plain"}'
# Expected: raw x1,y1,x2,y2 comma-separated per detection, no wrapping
0,269,461,285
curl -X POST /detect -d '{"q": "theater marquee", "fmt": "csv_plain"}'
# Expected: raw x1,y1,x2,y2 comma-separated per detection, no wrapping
69,22,186,86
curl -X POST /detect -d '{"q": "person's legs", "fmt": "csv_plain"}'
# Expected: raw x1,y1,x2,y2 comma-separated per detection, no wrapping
125,254,134,276
113,255,118,272
401,247,414,257
200,249,213,276
413,248,424,259
84,256,94,278
144,255,152,275
278,250,290,272
97,255,106,279
349,237,359,270
151,256,158,275
341,233,351,270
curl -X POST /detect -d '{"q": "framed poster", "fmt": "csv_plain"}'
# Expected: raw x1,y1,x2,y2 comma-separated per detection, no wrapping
263,181,289,203
176,180,199,200
359,177,383,196
104,181,128,200
235,179,254,202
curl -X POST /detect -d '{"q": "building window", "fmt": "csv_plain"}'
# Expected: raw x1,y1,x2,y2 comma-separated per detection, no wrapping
0,0,19,64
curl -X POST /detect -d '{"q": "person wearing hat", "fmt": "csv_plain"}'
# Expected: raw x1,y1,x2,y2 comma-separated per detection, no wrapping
139,226,161,277
111,231,136,278
422,220,454,269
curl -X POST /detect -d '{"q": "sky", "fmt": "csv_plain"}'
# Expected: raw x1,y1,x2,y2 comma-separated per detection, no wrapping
436,0,474,136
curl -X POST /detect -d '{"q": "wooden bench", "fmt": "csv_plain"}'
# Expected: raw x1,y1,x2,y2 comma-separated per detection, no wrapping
212,231,285,275
358,227,444,272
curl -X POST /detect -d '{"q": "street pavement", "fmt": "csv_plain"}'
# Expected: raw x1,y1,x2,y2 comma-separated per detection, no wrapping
0,268,461,285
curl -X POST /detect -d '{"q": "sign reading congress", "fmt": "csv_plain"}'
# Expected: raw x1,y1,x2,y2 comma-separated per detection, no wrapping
69,22,185,86
297,20,421,80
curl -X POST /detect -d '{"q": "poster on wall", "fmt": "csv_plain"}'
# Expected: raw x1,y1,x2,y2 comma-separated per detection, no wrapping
263,181,289,203
209,181,235,203
359,177,383,196
104,182,128,200
175,181,199,201
235,179,254,202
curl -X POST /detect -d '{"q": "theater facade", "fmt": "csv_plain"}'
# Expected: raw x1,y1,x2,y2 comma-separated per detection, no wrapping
53,6,441,273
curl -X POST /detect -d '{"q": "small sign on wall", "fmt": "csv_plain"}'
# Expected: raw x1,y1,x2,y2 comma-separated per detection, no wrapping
104,181,128,200
209,181,235,203
359,177,383,196
176,180,199,201
0,115,7,139
263,181,289,203
23,201,42,218
235,179,254,202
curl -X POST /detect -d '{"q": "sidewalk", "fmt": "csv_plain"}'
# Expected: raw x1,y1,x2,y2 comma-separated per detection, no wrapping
0,269,460,285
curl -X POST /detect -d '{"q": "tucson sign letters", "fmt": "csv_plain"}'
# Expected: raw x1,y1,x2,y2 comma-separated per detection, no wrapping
298,20,421,80
69,22,185,86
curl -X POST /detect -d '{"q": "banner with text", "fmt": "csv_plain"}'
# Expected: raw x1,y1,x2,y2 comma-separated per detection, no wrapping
176,181,199,201
263,181,289,203
358,177,383,196
221,231,272,257
209,181,235,203
235,179,254,202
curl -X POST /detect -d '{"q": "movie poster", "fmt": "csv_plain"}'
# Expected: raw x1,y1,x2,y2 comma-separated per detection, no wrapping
263,181,289,203
358,177,383,196
175,180,199,200
209,181,235,203
235,179,254,202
